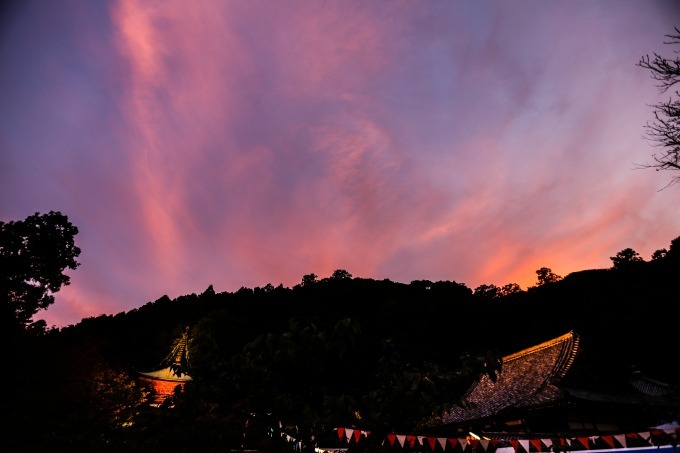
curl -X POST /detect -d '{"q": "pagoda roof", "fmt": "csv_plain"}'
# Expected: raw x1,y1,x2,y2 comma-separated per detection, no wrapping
440,331,580,425
139,366,193,382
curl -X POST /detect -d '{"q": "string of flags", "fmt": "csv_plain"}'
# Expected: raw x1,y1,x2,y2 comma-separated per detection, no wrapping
267,420,677,452
323,426,680,452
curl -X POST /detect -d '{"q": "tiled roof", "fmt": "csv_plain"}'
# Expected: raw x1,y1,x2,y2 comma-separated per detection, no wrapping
629,372,674,397
440,331,579,425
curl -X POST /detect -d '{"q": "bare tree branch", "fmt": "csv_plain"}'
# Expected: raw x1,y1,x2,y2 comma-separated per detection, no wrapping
637,27,680,187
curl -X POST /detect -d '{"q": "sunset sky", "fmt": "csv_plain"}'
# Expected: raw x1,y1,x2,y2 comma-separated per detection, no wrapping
2,1,680,328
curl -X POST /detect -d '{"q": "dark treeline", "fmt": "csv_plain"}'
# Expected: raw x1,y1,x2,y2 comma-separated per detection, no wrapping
5,236,680,452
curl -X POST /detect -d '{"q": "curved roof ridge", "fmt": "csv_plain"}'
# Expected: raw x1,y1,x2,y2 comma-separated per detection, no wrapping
440,331,580,425
503,331,577,363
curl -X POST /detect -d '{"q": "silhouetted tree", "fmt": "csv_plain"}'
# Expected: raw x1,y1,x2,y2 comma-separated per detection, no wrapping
610,248,644,269
535,267,562,286
473,284,502,298
500,283,523,296
667,235,680,260
330,269,352,280
300,273,318,287
637,27,680,186
651,248,668,260
1,211,80,332
410,280,433,291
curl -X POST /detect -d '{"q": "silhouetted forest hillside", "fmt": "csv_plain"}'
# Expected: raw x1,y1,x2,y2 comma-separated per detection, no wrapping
5,235,679,452
64,236,678,383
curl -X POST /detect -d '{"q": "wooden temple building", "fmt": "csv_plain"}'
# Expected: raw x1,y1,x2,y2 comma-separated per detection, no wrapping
323,331,678,452
434,331,678,440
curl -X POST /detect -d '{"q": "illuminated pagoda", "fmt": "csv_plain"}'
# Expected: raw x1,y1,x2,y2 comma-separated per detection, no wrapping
139,326,193,406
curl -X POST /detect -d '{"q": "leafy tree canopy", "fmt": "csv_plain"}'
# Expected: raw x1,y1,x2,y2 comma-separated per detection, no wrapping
0,211,80,332
610,248,644,269
535,267,562,286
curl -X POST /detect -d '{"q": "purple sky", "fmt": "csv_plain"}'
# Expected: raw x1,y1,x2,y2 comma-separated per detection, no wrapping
2,1,679,328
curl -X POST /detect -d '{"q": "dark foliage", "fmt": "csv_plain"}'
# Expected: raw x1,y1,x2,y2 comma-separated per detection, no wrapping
1,211,80,333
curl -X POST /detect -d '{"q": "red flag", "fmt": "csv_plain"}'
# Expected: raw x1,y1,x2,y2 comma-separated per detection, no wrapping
426,437,437,451
353,430,362,443
601,435,615,448
337,428,345,441
576,437,590,449
449,438,459,450
530,439,542,451
406,435,417,448
626,433,639,444
387,434,396,447
509,439,519,452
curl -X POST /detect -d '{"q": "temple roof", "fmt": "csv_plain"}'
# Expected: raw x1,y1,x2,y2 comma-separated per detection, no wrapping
139,326,193,383
139,366,193,382
440,331,580,425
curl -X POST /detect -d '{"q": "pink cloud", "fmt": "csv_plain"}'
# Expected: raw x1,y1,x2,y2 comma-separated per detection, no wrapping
4,1,678,327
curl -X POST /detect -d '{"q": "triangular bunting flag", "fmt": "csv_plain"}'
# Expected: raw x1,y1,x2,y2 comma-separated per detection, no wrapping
490,439,501,446
510,439,519,452
460,437,468,450
406,435,417,448
469,439,479,450
638,432,651,442
449,438,459,449
353,429,362,443
337,428,345,441
438,438,447,451
650,431,667,447
387,434,396,447
426,437,437,451
345,429,354,442
601,435,615,448
480,439,490,451
529,439,542,451
518,439,529,452
541,439,552,450
576,437,590,449
614,434,626,448
396,435,406,447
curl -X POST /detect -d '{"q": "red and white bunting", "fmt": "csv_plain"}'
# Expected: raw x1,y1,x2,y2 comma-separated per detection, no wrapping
529,439,542,451
328,426,676,452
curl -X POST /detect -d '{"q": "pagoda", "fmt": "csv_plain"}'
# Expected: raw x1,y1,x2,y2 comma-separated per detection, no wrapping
139,326,193,406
